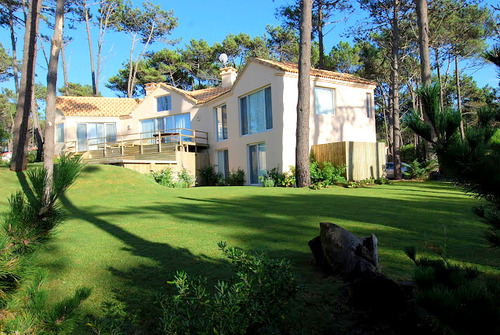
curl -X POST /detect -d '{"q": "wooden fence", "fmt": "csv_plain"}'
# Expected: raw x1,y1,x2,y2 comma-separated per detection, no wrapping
311,142,386,181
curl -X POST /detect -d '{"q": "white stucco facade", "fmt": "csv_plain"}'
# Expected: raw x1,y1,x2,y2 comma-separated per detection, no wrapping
55,58,377,185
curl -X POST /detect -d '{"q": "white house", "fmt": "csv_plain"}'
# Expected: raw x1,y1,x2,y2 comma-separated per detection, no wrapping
55,58,378,184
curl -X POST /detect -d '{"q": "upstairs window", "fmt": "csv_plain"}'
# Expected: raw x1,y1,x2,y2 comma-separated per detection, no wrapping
366,93,372,118
215,105,228,141
315,87,335,115
157,95,171,112
56,124,64,143
240,87,272,135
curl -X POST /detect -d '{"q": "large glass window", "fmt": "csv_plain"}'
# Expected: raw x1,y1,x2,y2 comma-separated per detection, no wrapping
141,113,192,142
315,87,335,115
248,143,266,185
76,122,117,152
215,105,228,141
157,95,171,112
366,93,372,118
56,124,64,143
217,149,229,180
240,87,272,135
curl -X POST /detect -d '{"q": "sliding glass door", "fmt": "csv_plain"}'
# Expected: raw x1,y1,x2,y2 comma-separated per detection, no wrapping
76,122,117,152
248,143,266,185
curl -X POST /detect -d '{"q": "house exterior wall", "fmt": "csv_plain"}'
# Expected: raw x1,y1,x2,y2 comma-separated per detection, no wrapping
204,62,286,184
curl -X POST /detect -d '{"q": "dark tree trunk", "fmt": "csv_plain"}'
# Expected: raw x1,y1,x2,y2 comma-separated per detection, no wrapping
43,0,65,208
296,0,312,188
391,0,402,180
416,0,431,87
84,0,97,96
318,1,324,69
8,3,20,95
455,55,465,140
11,0,42,172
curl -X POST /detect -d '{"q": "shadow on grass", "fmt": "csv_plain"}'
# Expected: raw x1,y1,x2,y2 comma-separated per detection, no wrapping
58,193,232,334
55,179,500,333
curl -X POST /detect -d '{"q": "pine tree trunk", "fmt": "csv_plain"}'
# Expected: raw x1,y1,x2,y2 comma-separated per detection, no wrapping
416,0,431,86
455,55,465,140
42,0,65,209
61,42,70,96
391,0,402,180
11,0,42,172
318,1,324,69
84,0,97,96
8,3,20,96
296,0,312,188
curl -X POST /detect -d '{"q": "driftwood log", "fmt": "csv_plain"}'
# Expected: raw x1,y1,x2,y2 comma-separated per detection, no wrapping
309,222,409,318
308,222,379,278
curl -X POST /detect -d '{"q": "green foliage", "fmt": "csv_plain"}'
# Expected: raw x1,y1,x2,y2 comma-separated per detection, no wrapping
402,160,438,180
0,156,89,332
310,160,347,187
226,168,245,186
259,166,295,187
197,165,222,186
405,248,500,334
152,167,193,188
160,242,300,334
406,84,500,247
58,82,99,97
152,168,174,187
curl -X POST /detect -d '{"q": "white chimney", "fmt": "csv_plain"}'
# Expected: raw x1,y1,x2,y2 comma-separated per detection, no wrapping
220,67,237,88
144,82,158,96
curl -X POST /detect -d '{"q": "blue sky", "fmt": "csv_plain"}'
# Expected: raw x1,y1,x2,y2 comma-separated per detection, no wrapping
1,0,498,97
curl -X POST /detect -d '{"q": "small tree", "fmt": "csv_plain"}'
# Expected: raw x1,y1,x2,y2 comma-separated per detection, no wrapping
406,85,500,247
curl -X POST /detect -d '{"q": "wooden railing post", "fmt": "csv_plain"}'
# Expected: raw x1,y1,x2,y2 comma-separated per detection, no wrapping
120,136,124,156
103,137,107,157
158,130,162,153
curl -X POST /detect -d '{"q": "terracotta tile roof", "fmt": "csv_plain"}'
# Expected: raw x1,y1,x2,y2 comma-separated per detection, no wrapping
157,84,231,104
56,96,142,117
253,58,377,86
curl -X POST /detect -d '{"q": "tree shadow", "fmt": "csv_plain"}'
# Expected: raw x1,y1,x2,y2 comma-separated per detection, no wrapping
58,193,232,334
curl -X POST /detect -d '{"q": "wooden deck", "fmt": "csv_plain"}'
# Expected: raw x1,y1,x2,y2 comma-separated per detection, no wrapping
64,129,209,165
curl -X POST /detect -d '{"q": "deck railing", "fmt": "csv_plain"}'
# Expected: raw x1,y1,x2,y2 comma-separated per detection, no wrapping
64,128,208,160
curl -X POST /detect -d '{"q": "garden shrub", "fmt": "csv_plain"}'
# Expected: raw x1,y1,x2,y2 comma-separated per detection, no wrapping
176,168,194,188
226,168,245,186
152,168,174,187
310,160,347,187
404,247,500,334
402,160,438,180
160,242,300,334
198,165,222,186
260,166,296,187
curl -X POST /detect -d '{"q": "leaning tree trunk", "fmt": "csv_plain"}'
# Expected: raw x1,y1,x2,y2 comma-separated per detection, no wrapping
8,3,20,96
42,0,65,210
391,0,402,180
11,0,43,172
61,41,70,96
296,0,312,188
83,0,97,96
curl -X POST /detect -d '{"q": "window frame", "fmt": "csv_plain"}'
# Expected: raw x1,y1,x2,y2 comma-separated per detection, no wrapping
314,86,336,115
156,95,172,112
214,104,228,142
366,92,372,118
240,86,273,136
56,123,64,143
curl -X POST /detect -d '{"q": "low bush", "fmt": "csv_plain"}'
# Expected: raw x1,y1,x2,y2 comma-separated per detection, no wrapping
226,168,245,186
260,166,296,187
160,242,300,334
404,247,500,334
402,160,438,180
310,160,347,187
152,167,194,188
152,168,174,187
197,165,222,186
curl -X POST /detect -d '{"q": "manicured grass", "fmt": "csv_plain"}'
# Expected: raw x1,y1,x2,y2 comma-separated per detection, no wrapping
1,164,499,332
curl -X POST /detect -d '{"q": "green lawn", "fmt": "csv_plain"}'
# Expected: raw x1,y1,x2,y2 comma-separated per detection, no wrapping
1,164,499,332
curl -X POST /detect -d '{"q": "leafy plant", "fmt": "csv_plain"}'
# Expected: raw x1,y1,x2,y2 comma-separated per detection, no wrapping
260,176,275,187
310,160,347,187
197,165,222,186
160,242,300,334
402,160,438,180
152,168,174,187
226,168,245,186
177,167,193,187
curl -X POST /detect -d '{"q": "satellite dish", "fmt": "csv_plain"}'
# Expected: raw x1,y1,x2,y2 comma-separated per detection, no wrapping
219,53,228,67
